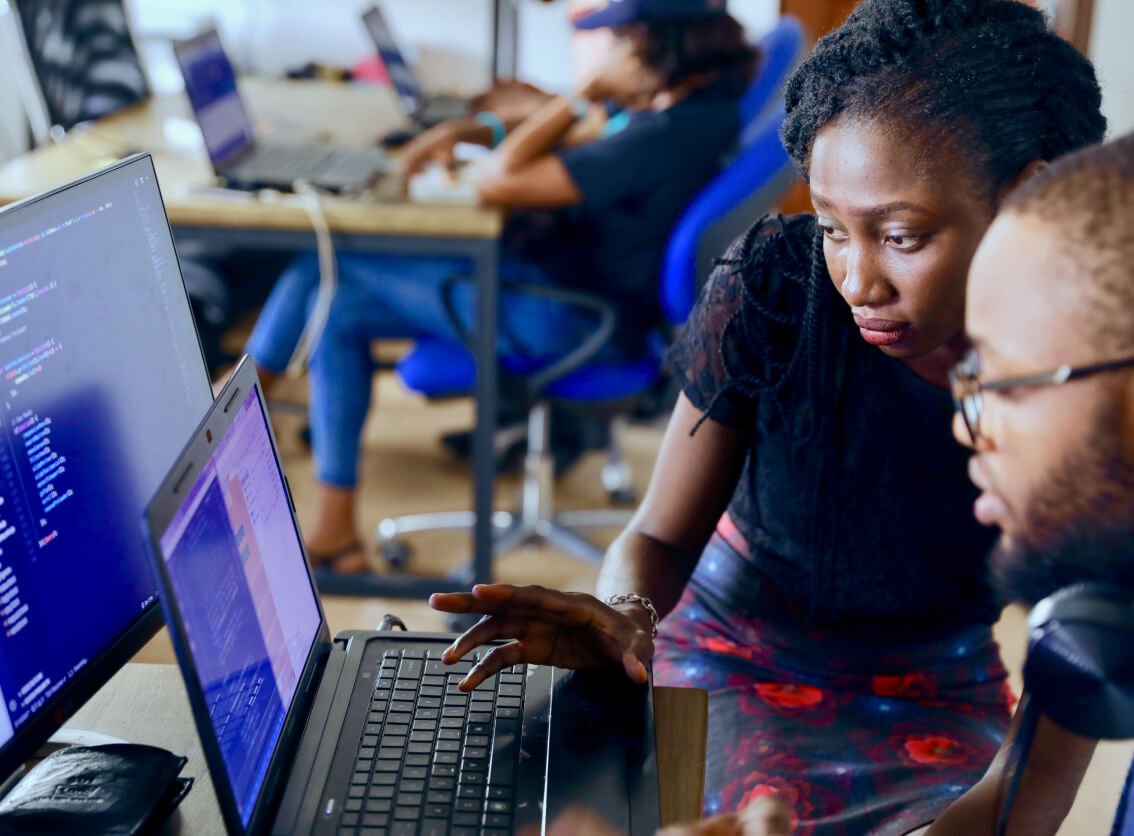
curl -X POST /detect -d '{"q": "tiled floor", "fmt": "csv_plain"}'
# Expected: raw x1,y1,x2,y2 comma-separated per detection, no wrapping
134,368,1131,834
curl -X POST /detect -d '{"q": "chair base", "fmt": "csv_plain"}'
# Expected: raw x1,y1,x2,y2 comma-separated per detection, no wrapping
376,403,635,572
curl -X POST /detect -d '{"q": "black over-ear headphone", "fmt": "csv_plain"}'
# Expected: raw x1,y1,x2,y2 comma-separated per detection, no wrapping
997,582,1134,835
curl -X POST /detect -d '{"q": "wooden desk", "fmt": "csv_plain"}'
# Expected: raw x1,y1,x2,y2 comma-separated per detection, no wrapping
0,79,505,598
69,663,707,833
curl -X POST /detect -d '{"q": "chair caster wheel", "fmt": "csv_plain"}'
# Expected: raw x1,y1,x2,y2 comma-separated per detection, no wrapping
444,612,481,633
379,540,412,571
608,488,638,506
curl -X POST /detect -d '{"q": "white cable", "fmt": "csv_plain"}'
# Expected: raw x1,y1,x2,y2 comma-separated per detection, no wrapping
286,179,338,376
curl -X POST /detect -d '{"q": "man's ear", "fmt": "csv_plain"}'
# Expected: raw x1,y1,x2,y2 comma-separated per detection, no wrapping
997,159,1048,206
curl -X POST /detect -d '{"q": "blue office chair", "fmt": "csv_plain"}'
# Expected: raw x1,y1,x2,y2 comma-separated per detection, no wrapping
377,17,805,568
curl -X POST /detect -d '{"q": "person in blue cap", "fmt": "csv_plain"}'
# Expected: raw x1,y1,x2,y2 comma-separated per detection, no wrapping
242,1,759,574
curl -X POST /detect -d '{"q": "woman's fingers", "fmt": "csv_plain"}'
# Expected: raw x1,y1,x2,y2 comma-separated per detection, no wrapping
441,615,532,664
459,641,529,690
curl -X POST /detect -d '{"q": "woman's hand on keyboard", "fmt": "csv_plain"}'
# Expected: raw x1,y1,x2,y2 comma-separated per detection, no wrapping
429,584,654,689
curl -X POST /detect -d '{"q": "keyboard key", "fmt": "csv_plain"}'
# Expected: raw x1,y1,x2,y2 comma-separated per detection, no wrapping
370,700,388,713
401,649,425,659
415,708,440,720
452,812,480,826
489,720,519,787
345,799,363,812
381,736,407,749
467,723,491,735
420,686,443,698
366,798,393,813
396,792,423,807
456,785,481,798
374,759,400,773
352,772,369,785
393,689,417,702
362,812,389,827
387,713,411,726
412,719,437,731
341,812,359,826
365,723,383,735
455,798,482,812
465,735,489,747
374,689,391,701
499,673,523,684
401,779,425,793
348,786,366,798
496,697,522,709
459,772,485,786
390,701,415,713
381,656,398,668
434,751,459,764
373,772,398,785
442,694,468,706
440,717,464,728
442,706,466,718
487,787,511,800
485,813,510,827
398,658,423,679
394,805,420,820
410,730,434,743
430,776,455,790
391,823,417,836
370,785,396,799
452,829,478,836
418,697,441,709
436,740,459,752
460,758,486,773
421,819,449,836
408,741,432,754
437,728,460,740
403,766,428,780
486,800,511,813
368,711,384,723
496,708,520,719
432,765,457,777
470,691,493,703
468,712,492,723
378,747,402,760
427,790,453,804
405,754,430,767
498,684,523,698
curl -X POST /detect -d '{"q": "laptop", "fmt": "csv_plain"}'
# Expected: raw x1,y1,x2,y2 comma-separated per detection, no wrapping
143,356,661,835
173,29,390,194
362,6,471,129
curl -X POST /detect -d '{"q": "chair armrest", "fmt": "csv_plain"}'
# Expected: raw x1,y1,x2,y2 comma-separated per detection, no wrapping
439,275,618,395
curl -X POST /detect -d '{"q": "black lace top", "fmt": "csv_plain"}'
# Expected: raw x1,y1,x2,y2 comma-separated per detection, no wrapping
669,214,999,631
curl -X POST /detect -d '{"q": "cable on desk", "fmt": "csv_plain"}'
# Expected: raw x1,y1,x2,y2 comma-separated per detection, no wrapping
287,179,338,376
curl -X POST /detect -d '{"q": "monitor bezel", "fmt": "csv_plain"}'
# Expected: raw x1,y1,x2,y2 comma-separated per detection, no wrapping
0,153,213,782
143,356,332,836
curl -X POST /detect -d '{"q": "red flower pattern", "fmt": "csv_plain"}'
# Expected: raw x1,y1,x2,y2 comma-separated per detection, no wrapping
900,735,981,769
755,683,826,709
872,673,938,700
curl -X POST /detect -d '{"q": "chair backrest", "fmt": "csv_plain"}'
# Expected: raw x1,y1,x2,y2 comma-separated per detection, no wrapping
658,16,806,325
12,0,149,140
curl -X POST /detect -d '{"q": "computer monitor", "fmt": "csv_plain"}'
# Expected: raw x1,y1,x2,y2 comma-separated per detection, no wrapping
0,155,213,779
11,0,151,136
173,29,256,169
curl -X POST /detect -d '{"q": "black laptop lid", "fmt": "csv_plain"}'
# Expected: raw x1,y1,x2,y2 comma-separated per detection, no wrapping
145,358,328,834
362,6,424,115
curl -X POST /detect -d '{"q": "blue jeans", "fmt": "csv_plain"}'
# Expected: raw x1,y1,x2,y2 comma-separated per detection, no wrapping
246,252,601,488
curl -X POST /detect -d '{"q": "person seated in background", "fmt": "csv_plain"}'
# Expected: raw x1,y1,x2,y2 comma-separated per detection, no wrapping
243,0,759,573
429,1,1107,833
932,131,1134,834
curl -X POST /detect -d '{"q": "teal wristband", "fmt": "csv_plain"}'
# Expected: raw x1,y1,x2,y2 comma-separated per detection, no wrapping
474,111,507,148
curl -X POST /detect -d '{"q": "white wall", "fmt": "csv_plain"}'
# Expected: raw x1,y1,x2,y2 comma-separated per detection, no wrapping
1089,0,1134,138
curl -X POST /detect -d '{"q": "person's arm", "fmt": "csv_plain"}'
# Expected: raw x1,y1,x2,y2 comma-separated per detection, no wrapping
597,394,748,631
925,702,1096,835
398,118,498,179
430,393,748,685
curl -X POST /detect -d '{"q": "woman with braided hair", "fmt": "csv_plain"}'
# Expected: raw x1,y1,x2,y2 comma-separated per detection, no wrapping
431,0,1107,832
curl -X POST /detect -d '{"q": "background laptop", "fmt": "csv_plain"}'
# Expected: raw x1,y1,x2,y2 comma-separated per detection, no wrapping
173,29,389,194
362,6,471,128
143,357,661,835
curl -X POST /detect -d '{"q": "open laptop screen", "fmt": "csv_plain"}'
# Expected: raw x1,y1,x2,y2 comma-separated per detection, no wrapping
157,388,320,826
174,30,255,167
362,7,424,114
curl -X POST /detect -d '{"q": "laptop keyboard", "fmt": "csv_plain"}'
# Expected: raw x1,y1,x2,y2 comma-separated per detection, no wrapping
337,648,526,836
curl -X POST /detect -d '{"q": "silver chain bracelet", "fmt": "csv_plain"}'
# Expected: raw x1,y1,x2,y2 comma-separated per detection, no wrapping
605,593,659,638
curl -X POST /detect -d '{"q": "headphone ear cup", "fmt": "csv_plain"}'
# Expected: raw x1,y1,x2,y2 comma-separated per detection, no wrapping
1024,584,1134,740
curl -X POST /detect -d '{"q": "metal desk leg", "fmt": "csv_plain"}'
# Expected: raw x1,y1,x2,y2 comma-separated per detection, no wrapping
471,239,500,586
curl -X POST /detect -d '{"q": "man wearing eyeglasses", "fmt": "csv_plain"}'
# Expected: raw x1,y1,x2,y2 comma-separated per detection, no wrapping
933,132,1134,834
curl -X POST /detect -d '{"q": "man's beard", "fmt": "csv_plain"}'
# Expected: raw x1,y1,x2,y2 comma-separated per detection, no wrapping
992,406,1134,606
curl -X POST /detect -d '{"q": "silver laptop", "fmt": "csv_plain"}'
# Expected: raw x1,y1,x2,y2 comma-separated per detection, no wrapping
143,356,661,835
362,6,470,128
173,29,389,194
